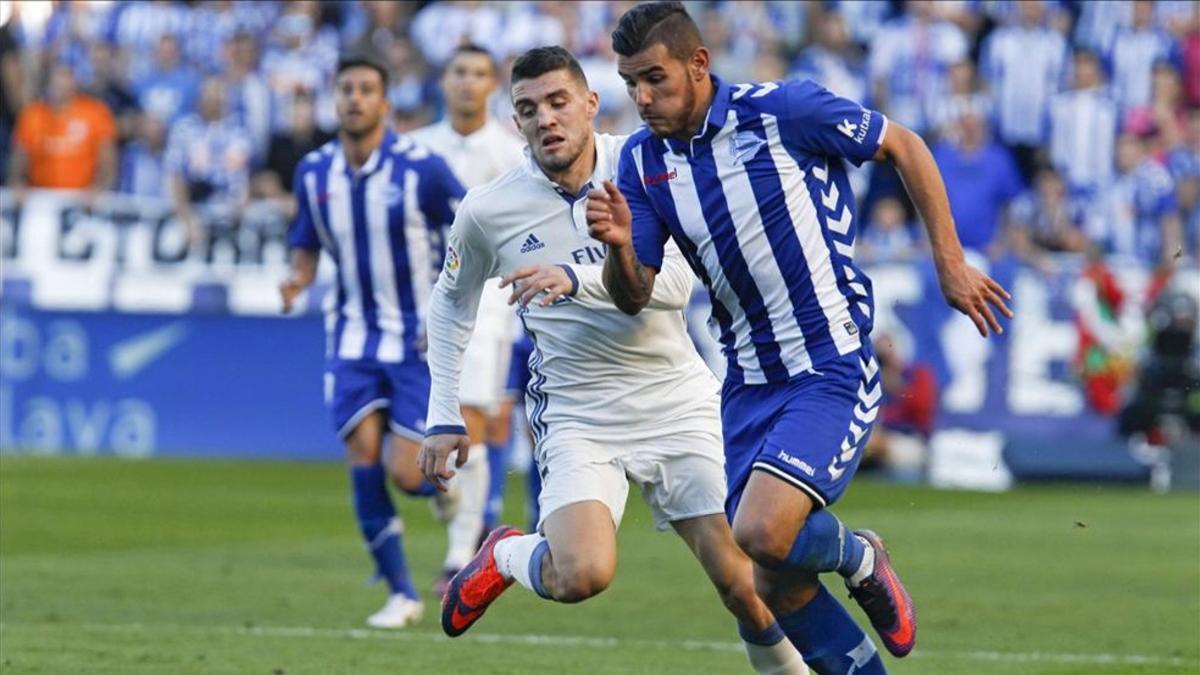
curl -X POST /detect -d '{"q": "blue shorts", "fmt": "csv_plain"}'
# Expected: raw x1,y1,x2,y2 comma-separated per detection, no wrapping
325,359,430,440
722,341,880,520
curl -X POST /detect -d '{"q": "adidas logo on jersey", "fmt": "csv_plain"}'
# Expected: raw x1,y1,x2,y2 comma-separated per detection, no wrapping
520,234,546,253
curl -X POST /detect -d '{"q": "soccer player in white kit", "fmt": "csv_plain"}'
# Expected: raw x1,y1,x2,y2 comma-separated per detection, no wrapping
419,47,808,675
408,44,526,594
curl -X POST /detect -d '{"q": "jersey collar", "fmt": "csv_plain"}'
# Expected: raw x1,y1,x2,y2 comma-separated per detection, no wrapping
664,74,731,156
339,128,396,179
523,132,609,203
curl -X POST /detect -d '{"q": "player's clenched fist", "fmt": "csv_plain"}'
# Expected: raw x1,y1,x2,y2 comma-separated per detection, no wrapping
419,433,471,492
586,180,632,248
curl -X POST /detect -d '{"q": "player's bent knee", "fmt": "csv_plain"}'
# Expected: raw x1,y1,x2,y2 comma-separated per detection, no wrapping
733,519,796,569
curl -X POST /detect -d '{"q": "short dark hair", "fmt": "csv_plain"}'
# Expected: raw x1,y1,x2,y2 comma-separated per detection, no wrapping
336,50,389,88
510,46,588,88
611,1,702,61
448,43,498,76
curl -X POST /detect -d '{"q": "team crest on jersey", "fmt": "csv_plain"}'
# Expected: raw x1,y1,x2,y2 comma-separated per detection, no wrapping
731,130,766,165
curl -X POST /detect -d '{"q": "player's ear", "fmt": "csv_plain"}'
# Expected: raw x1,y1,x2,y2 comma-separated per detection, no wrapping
689,47,710,82
586,90,599,120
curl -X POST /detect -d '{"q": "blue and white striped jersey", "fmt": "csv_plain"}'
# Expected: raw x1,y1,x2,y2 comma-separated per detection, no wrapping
981,24,1068,146
1049,87,1119,194
288,129,466,363
623,76,886,386
1111,27,1176,114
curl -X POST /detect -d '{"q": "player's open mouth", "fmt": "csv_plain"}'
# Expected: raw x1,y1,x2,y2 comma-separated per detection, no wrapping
541,135,565,151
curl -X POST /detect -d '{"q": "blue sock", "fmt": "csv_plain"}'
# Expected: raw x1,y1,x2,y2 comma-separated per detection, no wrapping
777,584,885,675
401,481,438,498
483,443,509,531
350,464,417,599
785,509,866,578
738,620,787,646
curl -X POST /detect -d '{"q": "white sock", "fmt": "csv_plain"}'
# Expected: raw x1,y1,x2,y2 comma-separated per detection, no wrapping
848,536,875,587
744,638,810,675
443,445,489,571
493,532,548,593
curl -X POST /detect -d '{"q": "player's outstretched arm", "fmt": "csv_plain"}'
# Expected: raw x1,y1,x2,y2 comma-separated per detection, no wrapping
875,121,1013,337
423,199,493,489
280,248,318,313
587,180,657,315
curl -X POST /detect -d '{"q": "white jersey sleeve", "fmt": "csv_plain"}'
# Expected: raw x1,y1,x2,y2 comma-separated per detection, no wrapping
565,239,694,311
425,195,498,434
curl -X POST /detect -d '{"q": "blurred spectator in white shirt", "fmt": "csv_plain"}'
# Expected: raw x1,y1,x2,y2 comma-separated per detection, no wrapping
1112,0,1177,118
869,0,968,135
981,0,1069,180
1050,49,1120,197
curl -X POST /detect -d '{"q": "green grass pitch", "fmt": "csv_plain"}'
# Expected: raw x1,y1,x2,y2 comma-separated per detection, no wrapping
1,455,1197,674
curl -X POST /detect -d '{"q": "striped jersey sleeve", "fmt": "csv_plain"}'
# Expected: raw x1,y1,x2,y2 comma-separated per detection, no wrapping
621,134,673,270
780,79,887,166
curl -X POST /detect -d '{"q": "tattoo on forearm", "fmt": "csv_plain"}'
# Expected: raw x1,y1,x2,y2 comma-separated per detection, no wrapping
602,245,652,312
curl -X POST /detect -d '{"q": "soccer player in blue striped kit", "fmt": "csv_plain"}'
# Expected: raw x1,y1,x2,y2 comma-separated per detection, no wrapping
591,4,1013,673
280,52,466,628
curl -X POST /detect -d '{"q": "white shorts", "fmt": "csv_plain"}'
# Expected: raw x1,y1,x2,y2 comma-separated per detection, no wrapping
534,427,727,532
458,282,515,412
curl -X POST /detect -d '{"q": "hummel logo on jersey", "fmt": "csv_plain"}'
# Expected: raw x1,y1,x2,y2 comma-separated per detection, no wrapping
520,234,546,253
731,130,767,165
643,167,678,186
837,119,858,138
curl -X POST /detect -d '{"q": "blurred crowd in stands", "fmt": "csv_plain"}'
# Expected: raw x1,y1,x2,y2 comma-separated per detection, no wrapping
1,0,1196,462
2,0,1197,267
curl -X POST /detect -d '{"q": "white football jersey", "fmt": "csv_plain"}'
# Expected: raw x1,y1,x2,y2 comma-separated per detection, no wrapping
425,133,720,443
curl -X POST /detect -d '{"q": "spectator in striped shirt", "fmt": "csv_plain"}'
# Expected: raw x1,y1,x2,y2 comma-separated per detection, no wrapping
1007,165,1089,261
166,76,254,248
223,30,272,163
981,0,1069,181
1111,0,1178,120
868,0,967,136
118,112,169,199
926,59,990,143
1089,132,1184,265
1050,49,1119,197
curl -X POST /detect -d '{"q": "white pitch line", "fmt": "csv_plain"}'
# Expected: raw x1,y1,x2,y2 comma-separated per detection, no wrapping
2,621,1193,669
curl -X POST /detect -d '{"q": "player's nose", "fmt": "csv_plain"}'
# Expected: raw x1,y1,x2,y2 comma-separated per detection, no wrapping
634,82,653,107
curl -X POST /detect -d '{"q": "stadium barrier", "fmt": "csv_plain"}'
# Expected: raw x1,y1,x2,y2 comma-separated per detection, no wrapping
3,190,1197,487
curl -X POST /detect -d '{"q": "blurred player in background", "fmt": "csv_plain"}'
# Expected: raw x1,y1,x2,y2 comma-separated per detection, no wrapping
408,44,526,596
420,46,808,675
593,3,1011,672
280,51,465,629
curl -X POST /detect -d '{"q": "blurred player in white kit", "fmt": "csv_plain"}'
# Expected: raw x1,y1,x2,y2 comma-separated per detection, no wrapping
409,43,525,595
